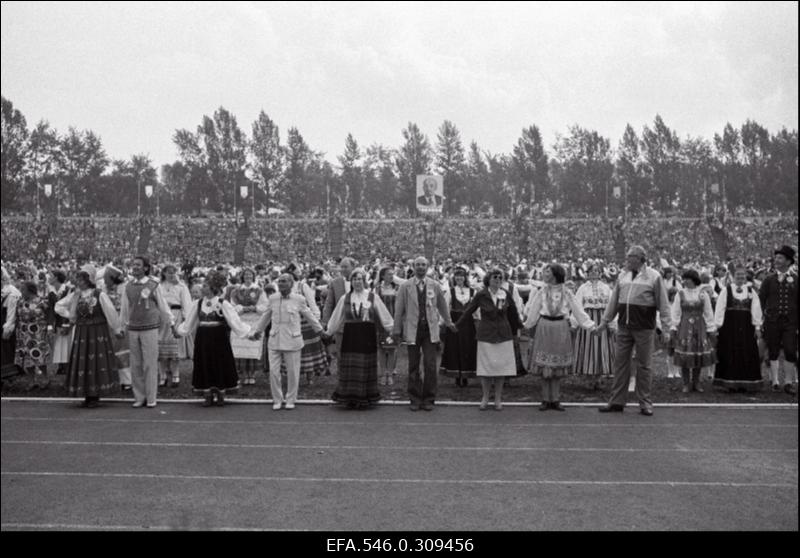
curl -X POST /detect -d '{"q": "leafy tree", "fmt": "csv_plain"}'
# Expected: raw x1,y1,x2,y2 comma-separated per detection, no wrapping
1,96,29,211
641,115,681,211
249,110,283,216
435,120,466,215
512,125,549,216
338,133,362,216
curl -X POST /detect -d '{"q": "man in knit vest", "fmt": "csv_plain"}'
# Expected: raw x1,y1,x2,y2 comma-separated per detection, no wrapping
597,245,671,416
120,255,174,408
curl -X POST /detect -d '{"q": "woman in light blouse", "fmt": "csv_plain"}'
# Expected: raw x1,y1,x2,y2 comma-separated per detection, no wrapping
670,269,716,394
326,268,394,409
174,271,251,407
572,262,616,387
524,264,595,411
441,267,478,388
158,264,193,388
712,262,763,392
228,268,268,386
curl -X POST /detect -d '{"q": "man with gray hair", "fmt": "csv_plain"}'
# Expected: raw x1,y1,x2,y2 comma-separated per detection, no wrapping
322,257,355,372
597,245,671,416
393,256,456,411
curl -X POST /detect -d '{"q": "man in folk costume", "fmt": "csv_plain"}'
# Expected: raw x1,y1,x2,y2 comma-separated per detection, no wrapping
119,255,174,408
759,246,798,394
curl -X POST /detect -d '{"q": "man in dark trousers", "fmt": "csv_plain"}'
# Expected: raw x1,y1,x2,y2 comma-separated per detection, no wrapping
393,257,456,411
759,245,797,394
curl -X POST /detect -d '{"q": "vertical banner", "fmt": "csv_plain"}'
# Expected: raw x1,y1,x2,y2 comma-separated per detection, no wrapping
44,184,52,197
240,186,248,199
144,185,154,198
416,175,444,214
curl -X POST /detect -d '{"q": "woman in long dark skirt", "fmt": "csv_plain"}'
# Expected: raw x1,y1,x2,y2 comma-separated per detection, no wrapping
325,269,394,409
440,267,477,387
713,263,763,392
174,271,251,406
55,266,122,408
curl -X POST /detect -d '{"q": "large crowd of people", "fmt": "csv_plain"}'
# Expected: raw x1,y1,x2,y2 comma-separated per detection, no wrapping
1,220,797,413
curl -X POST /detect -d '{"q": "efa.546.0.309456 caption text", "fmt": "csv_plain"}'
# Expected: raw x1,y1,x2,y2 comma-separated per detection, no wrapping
326,539,475,553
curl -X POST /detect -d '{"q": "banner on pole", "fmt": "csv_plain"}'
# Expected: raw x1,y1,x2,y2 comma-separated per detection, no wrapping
613,186,621,199
145,185,154,198
44,184,52,197
240,186,248,199
710,183,719,194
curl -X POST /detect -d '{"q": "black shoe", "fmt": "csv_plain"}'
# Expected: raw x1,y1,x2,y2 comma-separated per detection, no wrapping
551,402,566,412
121,384,132,392
421,403,434,411
409,403,420,412
598,404,625,413
215,391,225,406
539,402,550,411
640,408,654,416
202,394,213,407
785,384,797,395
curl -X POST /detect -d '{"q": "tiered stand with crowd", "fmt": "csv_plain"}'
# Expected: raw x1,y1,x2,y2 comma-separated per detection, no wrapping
1,212,797,414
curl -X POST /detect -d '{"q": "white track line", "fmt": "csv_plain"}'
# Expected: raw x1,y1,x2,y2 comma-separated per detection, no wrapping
1,471,795,488
2,397,797,408
2,440,797,453
1,416,797,428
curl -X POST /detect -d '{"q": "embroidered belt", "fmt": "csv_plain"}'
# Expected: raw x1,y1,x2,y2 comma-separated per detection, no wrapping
170,305,182,310
540,315,564,321
198,321,224,327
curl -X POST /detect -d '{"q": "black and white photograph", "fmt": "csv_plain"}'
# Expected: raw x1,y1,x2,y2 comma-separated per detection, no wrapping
1,0,797,537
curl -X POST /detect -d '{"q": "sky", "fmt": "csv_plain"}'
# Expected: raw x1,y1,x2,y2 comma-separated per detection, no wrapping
2,1,797,170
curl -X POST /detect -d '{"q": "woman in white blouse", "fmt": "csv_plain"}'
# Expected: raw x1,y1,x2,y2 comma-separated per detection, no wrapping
55,265,122,408
572,262,616,387
157,264,193,388
325,268,394,409
173,271,251,407
712,263,763,392
524,264,596,411
670,269,717,394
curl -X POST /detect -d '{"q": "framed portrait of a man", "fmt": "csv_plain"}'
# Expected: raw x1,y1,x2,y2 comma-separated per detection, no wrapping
416,175,444,213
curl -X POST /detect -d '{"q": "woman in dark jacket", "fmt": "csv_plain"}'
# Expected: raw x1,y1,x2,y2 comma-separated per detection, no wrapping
455,269,522,410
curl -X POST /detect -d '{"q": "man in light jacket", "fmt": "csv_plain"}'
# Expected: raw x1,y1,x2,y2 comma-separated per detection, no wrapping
392,257,456,411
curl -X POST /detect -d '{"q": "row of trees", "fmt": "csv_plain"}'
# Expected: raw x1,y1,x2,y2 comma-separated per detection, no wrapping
2,95,797,217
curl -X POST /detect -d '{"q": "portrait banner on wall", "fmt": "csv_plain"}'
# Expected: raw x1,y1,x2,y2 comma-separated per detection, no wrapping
416,175,444,214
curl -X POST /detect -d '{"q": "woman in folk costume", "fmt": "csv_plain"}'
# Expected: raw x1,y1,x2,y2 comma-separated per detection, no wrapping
15,280,53,390
713,262,763,392
228,268,268,385
325,268,394,409
1,266,22,379
46,269,72,377
286,263,328,385
174,270,250,407
524,263,596,411
670,269,717,394
572,262,616,388
440,267,477,387
374,266,402,386
55,265,122,408
158,264,193,388
454,269,522,411
102,264,131,391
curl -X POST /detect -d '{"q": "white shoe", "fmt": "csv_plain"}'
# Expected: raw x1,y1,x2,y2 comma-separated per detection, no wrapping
146,402,157,408
285,402,295,410
132,401,145,408
272,402,282,410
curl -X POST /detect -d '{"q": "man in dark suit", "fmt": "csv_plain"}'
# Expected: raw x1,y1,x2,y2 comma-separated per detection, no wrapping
417,177,443,207
322,257,355,371
759,245,797,394
392,256,456,411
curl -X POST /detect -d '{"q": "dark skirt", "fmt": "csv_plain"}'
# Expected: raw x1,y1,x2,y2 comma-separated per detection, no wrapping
64,322,119,397
191,325,239,392
332,321,381,406
440,309,477,378
673,312,716,369
713,309,762,391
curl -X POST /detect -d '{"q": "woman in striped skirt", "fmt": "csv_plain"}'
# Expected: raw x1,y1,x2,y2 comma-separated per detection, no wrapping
228,269,267,385
572,262,615,388
158,265,192,387
287,265,328,385
326,268,394,409
375,266,401,386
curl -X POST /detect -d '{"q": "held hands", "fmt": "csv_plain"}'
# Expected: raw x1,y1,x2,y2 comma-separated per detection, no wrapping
249,330,263,341
446,323,458,333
